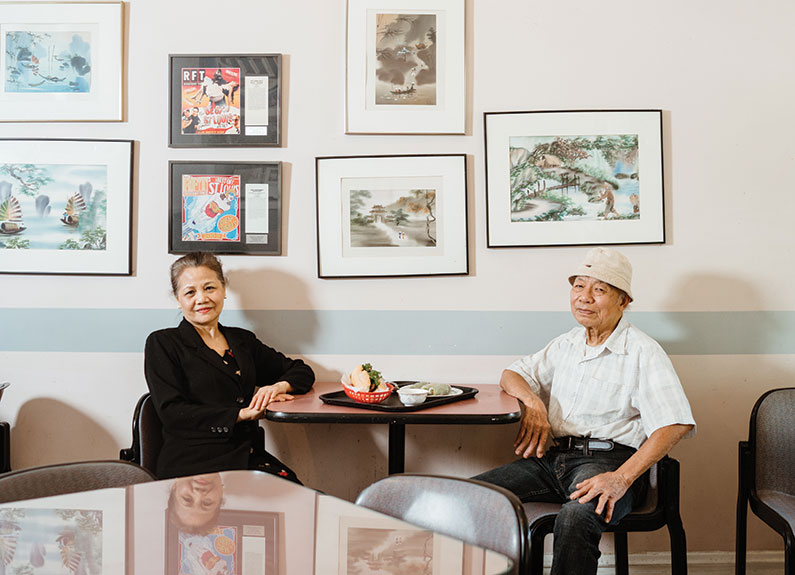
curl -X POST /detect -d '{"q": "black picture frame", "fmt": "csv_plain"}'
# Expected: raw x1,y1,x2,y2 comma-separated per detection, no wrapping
166,509,279,575
169,54,282,147
169,161,282,255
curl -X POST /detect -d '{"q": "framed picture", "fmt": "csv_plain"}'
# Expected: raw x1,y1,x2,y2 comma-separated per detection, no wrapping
0,139,133,275
0,487,126,573
169,54,282,147
0,2,123,122
345,0,465,134
169,161,282,255
315,154,468,278
166,509,279,575
315,494,464,575
484,109,665,247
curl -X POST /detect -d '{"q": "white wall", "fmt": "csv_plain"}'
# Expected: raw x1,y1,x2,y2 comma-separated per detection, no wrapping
2,0,794,556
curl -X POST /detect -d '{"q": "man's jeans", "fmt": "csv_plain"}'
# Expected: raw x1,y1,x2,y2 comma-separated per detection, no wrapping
473,444,648,575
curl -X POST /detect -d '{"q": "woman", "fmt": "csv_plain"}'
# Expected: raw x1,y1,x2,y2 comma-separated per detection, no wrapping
145,252,315,481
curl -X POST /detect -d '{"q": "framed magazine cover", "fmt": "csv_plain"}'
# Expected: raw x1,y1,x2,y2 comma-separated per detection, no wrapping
345,0,465,134
0,138,133,275
316,154,468,278
484,109,664,247
0,1,123,122
169,54,282,147
169,161,282,255
166,509,279,575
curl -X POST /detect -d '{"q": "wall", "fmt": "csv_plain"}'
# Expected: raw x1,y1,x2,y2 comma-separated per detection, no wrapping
1,0,793,557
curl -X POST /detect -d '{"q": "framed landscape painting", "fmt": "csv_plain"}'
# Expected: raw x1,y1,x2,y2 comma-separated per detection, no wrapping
346,0,465,134
316,154,468,278
0,139,133,275
0,2,123,122
169,161,282,255
169,54,282,147
484,110,665,247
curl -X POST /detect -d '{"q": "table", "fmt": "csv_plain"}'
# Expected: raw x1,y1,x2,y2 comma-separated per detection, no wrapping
0,470,513,575
266,382,522,474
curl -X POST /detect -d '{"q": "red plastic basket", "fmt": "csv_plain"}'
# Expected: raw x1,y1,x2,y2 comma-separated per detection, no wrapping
342,382,395,404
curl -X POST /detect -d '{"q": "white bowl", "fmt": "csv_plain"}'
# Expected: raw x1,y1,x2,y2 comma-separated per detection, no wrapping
397,388,429,406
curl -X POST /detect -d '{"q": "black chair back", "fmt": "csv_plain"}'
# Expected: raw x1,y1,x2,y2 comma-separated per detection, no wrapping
0,460,155,504
356,473,529,575
120,392,163,475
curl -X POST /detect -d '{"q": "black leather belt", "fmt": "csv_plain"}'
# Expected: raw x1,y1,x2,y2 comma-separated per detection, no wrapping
552,436,615,455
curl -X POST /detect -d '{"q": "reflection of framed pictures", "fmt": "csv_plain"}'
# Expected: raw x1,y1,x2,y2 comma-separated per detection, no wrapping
169,161,282,255
0,488,126,573
346,0,465,134
485,109,665,248
0,139,133,275
166,509,279,575
315,495,463,575
169,54,281,147
315,154,468,278
0,2,123,122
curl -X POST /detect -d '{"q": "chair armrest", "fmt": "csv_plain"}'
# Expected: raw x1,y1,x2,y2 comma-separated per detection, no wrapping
119,447,136,462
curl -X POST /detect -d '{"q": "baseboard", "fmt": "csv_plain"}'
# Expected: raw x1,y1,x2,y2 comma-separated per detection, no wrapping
542,550,784,571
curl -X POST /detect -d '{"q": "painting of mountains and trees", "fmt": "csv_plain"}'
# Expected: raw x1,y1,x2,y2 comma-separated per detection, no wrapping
374,13,437,106
509,134,641,223
348,188,436,248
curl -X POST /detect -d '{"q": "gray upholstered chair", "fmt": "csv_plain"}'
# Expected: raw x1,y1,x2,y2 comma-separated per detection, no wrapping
0,460,156,503
355,473,529,575
736,387,795,575
525,456,687,575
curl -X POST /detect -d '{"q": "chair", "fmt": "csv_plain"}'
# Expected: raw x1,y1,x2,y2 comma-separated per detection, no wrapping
120,392,163,474
736,387,795,575
525,456,687,575
355,473,530,575
0,460,156,504
0,382,10,473
120,392,268,476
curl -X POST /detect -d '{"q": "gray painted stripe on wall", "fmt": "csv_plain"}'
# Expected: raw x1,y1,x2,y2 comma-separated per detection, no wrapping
2,309,792,355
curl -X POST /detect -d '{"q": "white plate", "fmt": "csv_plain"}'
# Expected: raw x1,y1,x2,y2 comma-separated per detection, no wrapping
397,383,463,398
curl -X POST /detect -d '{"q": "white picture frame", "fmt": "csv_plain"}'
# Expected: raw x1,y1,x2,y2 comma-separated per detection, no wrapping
0,1,123,122
0,138,133,275
316,154,468,278
0,488,127,574
346,0,465,134
314,494,464,575
485,109,665,247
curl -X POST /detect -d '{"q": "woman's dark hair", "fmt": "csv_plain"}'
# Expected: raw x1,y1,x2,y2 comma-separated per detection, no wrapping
166,484,223,535
170,252,227,295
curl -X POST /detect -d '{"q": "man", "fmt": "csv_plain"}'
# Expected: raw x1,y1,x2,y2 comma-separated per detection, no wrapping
475,247,695,575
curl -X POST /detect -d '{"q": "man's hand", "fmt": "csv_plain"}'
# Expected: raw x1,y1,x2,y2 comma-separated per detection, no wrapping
569,471,631,523
514,394,551,459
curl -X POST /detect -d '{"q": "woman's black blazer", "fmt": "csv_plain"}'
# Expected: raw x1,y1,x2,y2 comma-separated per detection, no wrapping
144,319,314,479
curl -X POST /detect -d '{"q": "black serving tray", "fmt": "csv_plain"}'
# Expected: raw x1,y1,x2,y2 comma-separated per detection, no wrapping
319,383,478,412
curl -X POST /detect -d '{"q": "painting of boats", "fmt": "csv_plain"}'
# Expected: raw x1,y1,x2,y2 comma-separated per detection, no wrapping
374,13,437,106
0,163,107,251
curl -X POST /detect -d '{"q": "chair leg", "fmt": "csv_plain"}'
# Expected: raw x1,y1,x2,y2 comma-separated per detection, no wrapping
735,492,748,575
614,532,629,575
529,529,547,575
668,516,688,575
785,533,794,575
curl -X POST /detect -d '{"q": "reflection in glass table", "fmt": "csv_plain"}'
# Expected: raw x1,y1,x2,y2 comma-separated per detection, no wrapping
0,469,513,575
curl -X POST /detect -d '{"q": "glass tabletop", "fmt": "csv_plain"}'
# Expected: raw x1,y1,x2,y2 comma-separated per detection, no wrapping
0,469,513,575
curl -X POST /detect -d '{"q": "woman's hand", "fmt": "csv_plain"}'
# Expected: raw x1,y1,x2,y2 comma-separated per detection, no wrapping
569,471,631,523
237,382,295,422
